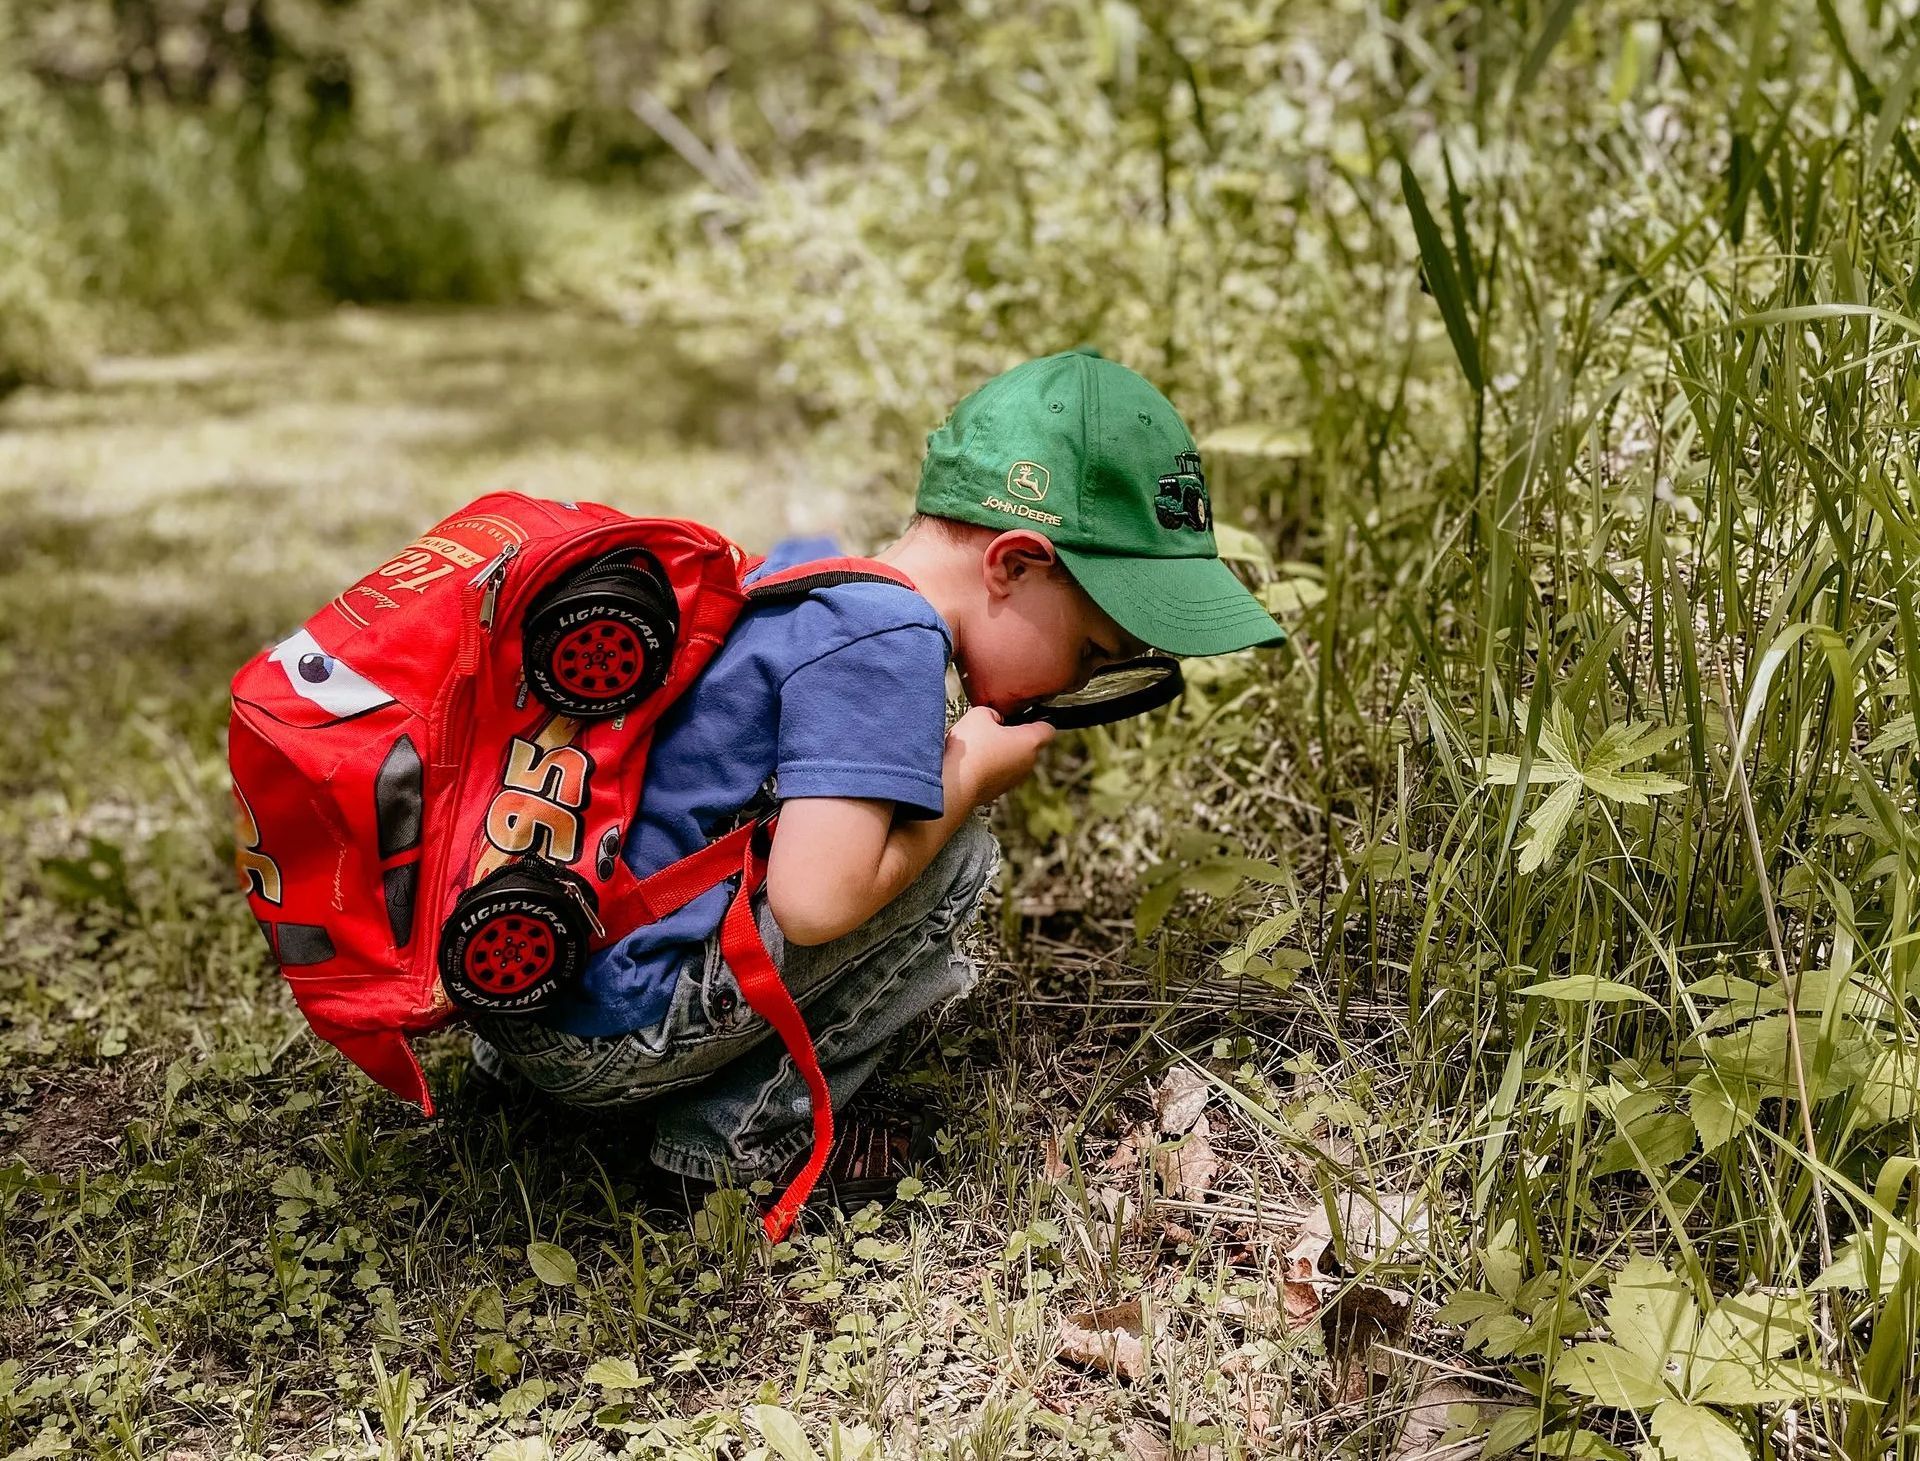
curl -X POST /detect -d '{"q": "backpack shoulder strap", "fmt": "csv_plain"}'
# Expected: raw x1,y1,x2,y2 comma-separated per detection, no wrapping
744,556,918,601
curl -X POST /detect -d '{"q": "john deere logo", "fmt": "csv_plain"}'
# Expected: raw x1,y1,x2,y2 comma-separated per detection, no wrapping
1007,461,1050,502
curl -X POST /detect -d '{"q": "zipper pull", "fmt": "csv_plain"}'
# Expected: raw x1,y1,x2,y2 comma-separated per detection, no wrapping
472,542,519,630
566,879,606,939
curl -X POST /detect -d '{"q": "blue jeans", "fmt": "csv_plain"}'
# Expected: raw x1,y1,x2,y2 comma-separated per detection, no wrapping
467,815,1001,1183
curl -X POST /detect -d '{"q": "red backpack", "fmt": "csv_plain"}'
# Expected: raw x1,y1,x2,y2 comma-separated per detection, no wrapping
227,491,915,1238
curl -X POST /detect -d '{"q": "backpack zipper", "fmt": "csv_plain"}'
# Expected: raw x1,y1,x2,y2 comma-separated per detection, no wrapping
473,542,519,631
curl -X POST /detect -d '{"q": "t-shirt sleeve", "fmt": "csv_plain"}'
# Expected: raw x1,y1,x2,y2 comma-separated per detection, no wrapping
775,624,950,820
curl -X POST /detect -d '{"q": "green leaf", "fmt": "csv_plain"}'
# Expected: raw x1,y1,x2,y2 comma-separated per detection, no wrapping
1552,1341,1670,1408
1133,875,1185,940
1517,778,1582,874
584,1356,643,1390
1400,157,1482,392
526,1241,577,1287
1539,1429,1630,1461
1470,1313,1534,1358
1708,1358,1870,1404
1483,1407,1541,1458
748,1404,823,1461
1690,1357,1867,1407
1515,0,1582,98
1579,767,1689,805
1864,712,1916,755
1516,975,1658,1008
1605,1257,1698,1368
1479,752,1582,786
271,1166,317,1202
1585,720,1682,774
1702,1015,1877,1096
1434,1289,1512,1324
470,1285,507,1333
1858,1044,1920,1124
1694,1292,1810,1369
1649,1400,1747,1461
1483,1220,1525,1302
1812,1232,1914,1293
482,1441,552,1461
829,1422,878,1461
1686,1073,1760,1151
1592,1113,1696,1177
1683,974,1775,1008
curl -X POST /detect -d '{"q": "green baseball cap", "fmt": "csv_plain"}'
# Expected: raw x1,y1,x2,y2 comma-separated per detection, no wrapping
915,347,1287,657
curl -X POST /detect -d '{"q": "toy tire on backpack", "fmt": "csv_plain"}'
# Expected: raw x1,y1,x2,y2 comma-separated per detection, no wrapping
522,551,678,718
439,860,596,1014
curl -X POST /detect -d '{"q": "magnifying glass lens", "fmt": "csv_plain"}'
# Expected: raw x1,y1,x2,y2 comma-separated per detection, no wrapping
1003,655,1184,730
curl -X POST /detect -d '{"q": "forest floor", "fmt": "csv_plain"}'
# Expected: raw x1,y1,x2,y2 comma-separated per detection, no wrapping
0,310,1464,1461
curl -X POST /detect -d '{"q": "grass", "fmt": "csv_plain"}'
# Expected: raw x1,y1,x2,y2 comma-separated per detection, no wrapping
0,310,1383,1459
0,102,539,395
6,2,1920,1456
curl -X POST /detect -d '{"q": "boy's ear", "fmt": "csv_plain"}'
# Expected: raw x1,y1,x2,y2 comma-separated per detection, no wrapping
982,530,1059,591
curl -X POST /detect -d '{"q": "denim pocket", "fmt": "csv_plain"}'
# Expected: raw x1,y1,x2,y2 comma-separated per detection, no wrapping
655,935,759,1054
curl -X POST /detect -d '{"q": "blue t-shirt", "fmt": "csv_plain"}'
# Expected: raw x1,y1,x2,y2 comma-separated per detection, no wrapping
543,537,954,1037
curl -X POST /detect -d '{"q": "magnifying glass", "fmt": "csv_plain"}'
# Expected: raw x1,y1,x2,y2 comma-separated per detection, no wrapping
1001,655,1185,730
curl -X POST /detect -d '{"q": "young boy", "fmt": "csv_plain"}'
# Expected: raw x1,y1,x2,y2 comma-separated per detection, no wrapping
468,346,1286,1193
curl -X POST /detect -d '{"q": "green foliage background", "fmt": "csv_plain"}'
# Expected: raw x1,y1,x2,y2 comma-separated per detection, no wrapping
5,0,1920,1457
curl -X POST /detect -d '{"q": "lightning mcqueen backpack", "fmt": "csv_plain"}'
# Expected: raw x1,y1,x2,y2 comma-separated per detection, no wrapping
227,491,916,1239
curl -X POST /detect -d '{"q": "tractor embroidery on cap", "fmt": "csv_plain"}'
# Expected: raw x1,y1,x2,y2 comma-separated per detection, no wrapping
1155,450,1211,533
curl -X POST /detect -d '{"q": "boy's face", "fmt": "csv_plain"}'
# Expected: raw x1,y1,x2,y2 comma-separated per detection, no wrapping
957,530,1150,717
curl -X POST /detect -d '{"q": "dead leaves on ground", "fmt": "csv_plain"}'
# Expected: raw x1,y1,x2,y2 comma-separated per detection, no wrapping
1282,1187,1428,1333
1029,1067,1474,1451
1056,1299,1152,1382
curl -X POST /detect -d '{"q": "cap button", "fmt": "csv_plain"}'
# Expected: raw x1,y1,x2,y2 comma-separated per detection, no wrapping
1069,344,1104,359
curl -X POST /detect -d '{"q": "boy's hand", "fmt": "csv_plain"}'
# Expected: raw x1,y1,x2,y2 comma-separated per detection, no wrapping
945,706,1055,807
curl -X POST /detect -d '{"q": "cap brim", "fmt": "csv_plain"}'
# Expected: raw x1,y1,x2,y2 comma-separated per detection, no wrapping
1055,545,1288,658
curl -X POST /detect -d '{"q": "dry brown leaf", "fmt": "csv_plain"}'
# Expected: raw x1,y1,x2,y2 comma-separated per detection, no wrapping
1042,1130,1070,1182
1244,1390,1274,1442
1281,1212,1336,1329
1217,1289,1284,1329
1152,1114,1219,1199
1056,1299,1149,1382
1289,1185,1431,1266
1386,1378,1489,1460
1104,1122,1153,1173
1155,1064,1211,1134
1282,1271,1325,1329
1334,1188,1428,1263
1089,1186,1129,1221
1120,1421,1171,1461
1332,1283,1413,1337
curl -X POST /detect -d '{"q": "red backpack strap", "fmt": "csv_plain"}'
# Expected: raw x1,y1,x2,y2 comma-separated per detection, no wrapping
592,821,758,940
744,556,917,600
716,819,833,1240
594,816,831,1241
